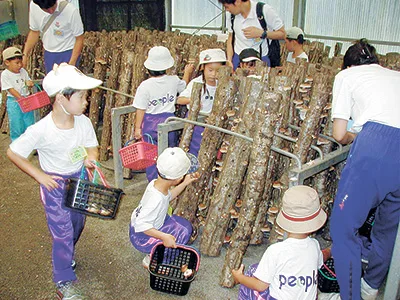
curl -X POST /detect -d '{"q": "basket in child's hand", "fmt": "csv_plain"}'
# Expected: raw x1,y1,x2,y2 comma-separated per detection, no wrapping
149,242,200,296
118,134,158,170
17,84,50,113
318,257,340,293
63,163,124,219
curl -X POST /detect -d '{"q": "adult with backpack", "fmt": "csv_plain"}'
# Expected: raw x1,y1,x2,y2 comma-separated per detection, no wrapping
219,0,285,69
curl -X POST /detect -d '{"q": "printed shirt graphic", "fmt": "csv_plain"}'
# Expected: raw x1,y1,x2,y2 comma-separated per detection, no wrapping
254,237,323,300
1,68,31,97
133,75,186,114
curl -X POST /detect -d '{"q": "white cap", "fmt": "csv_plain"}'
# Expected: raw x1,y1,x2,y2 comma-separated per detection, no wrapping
156,147,199,180
43,63,102,97
144,46,175,71
199,49,227,65
286,27,305,40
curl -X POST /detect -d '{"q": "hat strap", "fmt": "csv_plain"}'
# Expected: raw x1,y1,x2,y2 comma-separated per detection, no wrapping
281,207,321,222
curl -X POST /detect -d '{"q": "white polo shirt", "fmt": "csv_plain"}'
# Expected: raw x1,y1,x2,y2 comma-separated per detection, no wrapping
227,0,284,56
1,68,31,97
332,64,400,133
29,0,84,52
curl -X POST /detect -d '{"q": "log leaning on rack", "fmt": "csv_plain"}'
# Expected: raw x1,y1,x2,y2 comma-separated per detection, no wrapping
200,77,263,257
174,67,235,223
179,82,203,152
220,90,281,287
99,49,123,161
0,91,7,129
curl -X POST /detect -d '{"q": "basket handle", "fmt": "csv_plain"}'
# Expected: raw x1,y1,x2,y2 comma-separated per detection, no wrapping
123,133,155,147
85,161,111,188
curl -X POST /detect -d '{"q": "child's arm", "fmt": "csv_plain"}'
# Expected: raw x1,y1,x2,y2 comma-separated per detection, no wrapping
134,109,145,140
177,96,190,105
144,228,177,248
6,88,23,99
170,172,199,200
232,264,270,292
7,148,61,191
84,146,99,168
182,64,195,84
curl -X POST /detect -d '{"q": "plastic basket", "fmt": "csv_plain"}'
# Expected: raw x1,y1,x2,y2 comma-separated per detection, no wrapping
0,21,20,41
149,243,200,296
119,134,157,170
63,165,124,219
318,258,340,293
17,84,50,113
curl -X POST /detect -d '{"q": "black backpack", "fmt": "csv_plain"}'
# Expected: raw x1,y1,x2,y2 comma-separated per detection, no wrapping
230,2,281,67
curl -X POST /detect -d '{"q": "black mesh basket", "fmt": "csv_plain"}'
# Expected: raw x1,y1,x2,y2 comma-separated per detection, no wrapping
63,178,123,219
149,243,200,296
318,257,340,293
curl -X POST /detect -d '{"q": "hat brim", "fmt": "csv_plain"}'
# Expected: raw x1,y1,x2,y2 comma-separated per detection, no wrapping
241,57,261,63
69,77,103,92
199,59,227,65
276,209,327,234
144,57,174,71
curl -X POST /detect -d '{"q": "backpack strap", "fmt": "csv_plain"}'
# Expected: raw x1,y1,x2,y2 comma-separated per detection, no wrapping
230,13,235,53
256,1,267,57
42,1,69,36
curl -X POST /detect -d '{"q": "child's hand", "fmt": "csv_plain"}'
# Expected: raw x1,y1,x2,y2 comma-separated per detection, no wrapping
232,264,245,284
84,159,96,169
36,173,62,191
162,234,177,248
26,80,34,88
183,172,200,185
184,64,195,75
134,128,142,140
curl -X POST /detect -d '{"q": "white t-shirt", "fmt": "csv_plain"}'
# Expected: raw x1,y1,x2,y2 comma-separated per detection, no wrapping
254,237,323,300
287,51,309,63
10,112,98,174
131,180,171,232
1,68,31,97
29,0,84,52
332,64,400,133
133,75,186,114
179,75,217,114
227,0,284,56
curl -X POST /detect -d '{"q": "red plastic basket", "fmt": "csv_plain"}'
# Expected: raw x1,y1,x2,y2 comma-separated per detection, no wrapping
119,135,158,170
17,90,50,113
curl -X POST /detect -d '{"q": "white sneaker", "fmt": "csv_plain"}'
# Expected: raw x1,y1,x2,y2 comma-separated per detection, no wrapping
142,254,150,269
361,278,378,300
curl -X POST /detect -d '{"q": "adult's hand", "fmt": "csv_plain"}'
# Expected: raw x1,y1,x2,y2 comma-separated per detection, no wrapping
242,26,264,39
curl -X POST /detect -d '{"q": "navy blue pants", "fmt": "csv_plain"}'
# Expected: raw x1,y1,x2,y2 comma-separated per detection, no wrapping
331,122,400,299
232,52,270,70
44,49,81,74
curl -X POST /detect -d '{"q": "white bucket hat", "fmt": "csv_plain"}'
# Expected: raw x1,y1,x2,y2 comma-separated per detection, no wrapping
156,147,199,180
199,49,227,65
144,46,175,71
276,185,327,234
43,63,103,97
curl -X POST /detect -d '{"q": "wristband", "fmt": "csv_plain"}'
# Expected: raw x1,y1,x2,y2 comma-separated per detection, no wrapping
261,30,268,39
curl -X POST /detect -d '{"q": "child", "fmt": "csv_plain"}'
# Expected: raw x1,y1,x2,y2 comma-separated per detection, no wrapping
1,47,35,141
129,147,199,267
177,48,227,156
285,27,309,63
239,48,262,75
232,185,327,300
133,46,193,182
7,63,102,299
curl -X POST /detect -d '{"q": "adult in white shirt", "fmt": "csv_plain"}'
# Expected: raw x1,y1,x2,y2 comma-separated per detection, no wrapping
219,0,285,69
285,27,309,63
330,39,400,300
23,0,84,73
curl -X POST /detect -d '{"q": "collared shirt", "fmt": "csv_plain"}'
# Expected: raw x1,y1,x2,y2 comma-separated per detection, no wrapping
29,0,84,52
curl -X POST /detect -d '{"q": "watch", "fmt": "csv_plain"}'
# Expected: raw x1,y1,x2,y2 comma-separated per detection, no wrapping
261,30,268,39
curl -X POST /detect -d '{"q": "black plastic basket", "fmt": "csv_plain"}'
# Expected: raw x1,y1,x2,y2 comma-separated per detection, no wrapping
63,177,123,219
149,243,200,296
318,257,340,293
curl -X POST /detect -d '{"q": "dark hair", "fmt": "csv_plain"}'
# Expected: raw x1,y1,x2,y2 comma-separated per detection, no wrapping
218,0,249,4
33,0,57,9
147,69,167,77
342,39,379,70
287,34,305,45
6,56,23,62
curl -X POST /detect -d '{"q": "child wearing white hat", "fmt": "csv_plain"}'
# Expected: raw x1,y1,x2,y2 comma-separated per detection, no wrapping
285,27,309,63
7,63,102,299
129,147,199,268
177,48,227,156
232,185,327,300
132,46,194,181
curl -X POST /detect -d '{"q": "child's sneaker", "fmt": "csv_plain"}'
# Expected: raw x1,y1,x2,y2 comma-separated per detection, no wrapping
71,260,77,271
142,254,150,269
361,278,378,300
56,281,84,300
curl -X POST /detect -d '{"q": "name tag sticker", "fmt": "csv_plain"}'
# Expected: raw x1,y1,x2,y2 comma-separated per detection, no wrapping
69,146,87,163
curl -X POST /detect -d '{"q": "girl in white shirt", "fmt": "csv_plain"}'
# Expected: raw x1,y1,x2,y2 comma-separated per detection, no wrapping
177,49,227,156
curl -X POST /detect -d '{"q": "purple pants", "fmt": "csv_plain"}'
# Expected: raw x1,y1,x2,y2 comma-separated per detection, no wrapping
238,263,276,300
142,112,178,181
188,125,204,157
40,170,86,283
129,215,192,254
44,49,81,74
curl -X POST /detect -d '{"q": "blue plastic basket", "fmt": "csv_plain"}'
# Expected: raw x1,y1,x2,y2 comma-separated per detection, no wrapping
0,21,20,41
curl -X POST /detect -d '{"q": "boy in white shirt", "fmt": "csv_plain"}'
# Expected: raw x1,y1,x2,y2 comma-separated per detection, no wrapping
232,185,327,300
129,147,199,268
1,47,34,141
285,27,309,63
